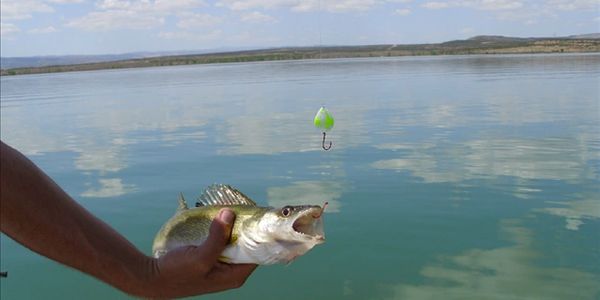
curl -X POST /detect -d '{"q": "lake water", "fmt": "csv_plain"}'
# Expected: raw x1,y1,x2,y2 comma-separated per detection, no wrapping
1,54,599,299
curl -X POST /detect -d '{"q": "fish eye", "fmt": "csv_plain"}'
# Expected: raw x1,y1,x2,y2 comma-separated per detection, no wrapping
281,206,293,217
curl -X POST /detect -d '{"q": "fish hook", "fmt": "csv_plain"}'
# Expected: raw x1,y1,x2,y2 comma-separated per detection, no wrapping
322,132,332,150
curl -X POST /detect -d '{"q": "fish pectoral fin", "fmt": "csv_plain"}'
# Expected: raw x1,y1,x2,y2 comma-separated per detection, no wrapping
197,184,258,206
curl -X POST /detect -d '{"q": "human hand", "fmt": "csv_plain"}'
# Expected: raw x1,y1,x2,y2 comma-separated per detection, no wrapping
141,209,257,299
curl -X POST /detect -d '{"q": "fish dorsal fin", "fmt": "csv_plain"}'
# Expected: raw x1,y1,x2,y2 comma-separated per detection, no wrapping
178,192,188,211
197,184,257,206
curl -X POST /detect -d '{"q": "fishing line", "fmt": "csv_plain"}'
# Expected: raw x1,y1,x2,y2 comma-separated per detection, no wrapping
313,0,335,151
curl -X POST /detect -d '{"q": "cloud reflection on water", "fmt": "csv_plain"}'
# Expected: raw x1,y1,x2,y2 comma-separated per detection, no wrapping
81,178,136,198
267,181,343,213
378,219,600,299
372,136,597,183
217,113,315,155
0,96,212,198
536,198,600,231
216,106,370,155
75,145,127,174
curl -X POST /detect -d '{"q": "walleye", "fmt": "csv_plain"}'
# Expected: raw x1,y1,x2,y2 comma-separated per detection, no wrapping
152,184,327,265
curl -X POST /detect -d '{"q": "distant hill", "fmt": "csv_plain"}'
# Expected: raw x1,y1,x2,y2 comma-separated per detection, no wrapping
465,34,600,42
568,33,600,39
0,48,249,69
2,34,598,76
1,53,151,69
467,35,533,42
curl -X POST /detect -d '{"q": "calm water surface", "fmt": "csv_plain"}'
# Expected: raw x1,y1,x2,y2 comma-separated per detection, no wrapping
1,54,599,299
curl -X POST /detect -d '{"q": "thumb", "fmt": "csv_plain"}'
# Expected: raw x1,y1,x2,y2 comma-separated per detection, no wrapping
197,209,235,262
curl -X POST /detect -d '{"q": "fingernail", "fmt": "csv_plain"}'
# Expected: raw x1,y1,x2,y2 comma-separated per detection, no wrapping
219,209,234,225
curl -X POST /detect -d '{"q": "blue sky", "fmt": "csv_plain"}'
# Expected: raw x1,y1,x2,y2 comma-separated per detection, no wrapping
1,0,599,57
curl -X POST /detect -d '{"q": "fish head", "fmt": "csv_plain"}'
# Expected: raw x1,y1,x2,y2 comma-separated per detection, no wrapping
260,202,328,246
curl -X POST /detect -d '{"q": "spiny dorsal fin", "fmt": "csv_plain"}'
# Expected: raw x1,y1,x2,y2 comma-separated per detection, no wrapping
197,184,257,206
177,192,188,211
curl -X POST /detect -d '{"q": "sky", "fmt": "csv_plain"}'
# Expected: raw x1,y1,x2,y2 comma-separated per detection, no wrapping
1,0,599,57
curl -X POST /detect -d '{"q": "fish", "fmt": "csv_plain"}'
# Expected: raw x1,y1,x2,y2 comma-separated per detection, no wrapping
152,184,327,265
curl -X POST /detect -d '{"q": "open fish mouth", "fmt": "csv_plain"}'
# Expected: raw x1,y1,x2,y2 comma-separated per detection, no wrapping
292,202,327,241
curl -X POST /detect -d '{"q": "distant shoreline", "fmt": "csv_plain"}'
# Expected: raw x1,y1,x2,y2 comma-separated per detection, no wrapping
2,36,599,76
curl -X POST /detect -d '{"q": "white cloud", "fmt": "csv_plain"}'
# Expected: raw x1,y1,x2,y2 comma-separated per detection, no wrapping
47,0,83,3
241,11,277,22
216,0,278,11
158,30,222,41
66,10,165,31
96,0,132,10
177,13,222,29
419,0,600,17
393,8,411,15
422,1,449,9
471,0,523,10
0,0,79,21
95,0,205,12
423,0,523,10
28,26,58,34
217,0,379,12
69,0,205,31
418,0,599,25
323,0,378,12
1,23,20,36
1,0,54,20
548,0,600,11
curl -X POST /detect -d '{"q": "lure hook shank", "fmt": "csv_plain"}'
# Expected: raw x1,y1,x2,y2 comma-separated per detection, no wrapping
322,132,332,150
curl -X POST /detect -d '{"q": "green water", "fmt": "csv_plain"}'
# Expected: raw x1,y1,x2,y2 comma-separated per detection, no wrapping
1,54,599,299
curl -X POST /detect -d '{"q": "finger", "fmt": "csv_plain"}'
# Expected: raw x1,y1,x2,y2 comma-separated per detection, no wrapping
196,209,235,263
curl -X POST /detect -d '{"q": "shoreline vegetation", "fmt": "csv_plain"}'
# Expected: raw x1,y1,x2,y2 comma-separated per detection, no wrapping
2,35,599,76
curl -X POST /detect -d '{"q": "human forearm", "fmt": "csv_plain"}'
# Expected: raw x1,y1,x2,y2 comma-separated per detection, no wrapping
0,141,151,296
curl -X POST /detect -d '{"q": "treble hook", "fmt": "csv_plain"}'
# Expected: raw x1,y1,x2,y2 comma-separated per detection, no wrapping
322,132,332,150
